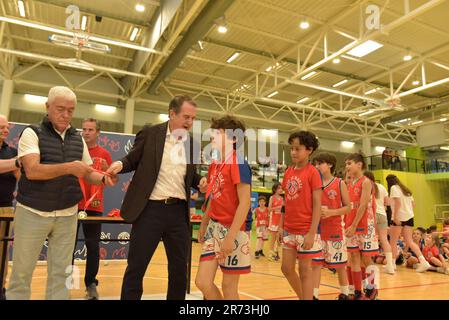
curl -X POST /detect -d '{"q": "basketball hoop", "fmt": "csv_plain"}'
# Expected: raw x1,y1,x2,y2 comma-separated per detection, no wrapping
386,97,400,108
49,32,111,54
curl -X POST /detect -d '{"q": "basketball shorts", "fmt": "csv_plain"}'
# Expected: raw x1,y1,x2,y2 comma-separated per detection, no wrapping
199,219,251,274
312,238,348,267
283,230,322,259
256,225,269,241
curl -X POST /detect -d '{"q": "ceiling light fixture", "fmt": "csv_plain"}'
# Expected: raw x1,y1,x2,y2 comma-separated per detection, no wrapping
332,79,348,88
341,141,355,148
135,4,145,12
130,27,139,41
81,15,87,31
226,52,240,63
300,71,317,80
299,19,310,30
17,0,26,17
217,17,228,34
24,94,46,103
297,97,309,104
332,58,341,64
267,91,279,98
347,40,383,57
95,104,116,113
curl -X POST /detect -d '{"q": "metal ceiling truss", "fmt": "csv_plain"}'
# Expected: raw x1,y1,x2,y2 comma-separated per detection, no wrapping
129,0,208,97
0,0,445,147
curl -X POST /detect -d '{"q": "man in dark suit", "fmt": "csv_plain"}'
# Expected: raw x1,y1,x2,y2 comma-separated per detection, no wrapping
107,95,207,300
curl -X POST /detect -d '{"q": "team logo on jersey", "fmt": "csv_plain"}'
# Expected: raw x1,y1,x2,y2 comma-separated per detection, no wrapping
327,189,338,200
211,172,225,199
354,187,361,195
332,241,343,250
91,199,101,208
286,176,302,200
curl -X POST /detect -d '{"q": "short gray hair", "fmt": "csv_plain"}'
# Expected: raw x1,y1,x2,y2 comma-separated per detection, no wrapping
47,86,77,105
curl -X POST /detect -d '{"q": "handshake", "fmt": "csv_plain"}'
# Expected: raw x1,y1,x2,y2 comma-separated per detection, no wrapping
70,160,209,191
105,161,209,192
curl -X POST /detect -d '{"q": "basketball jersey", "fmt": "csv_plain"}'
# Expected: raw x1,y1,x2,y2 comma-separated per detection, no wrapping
345,175,375,234
270,195,283,214
320,177,344,241
281,163,323,234
255,207,269,227
207,152,252,230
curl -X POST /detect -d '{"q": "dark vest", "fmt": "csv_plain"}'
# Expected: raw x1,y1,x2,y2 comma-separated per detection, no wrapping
17,116,84,211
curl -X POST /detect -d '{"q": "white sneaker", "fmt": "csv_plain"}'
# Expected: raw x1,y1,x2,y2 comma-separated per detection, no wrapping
384,264,395,275
415,261,431,273
384,264,397,271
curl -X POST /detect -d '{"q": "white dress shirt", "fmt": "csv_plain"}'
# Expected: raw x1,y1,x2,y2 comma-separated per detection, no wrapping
149,125,187,200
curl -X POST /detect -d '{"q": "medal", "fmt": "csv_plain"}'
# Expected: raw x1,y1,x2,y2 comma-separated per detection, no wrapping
78,210,87,219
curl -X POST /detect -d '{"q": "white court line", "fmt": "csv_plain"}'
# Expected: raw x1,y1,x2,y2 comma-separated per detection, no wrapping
29,271,264,300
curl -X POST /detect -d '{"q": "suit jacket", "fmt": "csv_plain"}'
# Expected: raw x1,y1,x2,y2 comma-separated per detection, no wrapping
119,121,202,224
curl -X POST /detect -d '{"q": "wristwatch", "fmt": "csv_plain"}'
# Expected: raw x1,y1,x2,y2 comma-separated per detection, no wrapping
14,158,21,169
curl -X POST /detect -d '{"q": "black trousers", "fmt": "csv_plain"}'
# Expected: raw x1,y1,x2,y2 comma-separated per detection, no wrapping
77,210,102,287
120,200,190,300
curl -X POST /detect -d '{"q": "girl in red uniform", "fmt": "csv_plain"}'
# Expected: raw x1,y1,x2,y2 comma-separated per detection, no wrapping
345,153,379,300
268,183,283,261
254,196,269,259
312,152,351,300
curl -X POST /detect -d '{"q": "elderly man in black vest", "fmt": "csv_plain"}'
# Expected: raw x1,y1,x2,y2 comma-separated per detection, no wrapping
6,86,116,300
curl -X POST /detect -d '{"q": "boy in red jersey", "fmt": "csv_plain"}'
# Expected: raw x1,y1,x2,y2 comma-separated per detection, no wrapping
195,116,252,300
345,153,379,300
254,195,269,259
311,152,351,300
280,131,322,300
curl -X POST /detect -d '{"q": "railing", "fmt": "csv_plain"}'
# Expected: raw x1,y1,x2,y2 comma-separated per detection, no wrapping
367,154,425,173
434,205,449,228
367,155,449,174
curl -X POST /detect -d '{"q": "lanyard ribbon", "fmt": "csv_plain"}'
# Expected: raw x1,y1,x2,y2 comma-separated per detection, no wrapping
201,152,235,213
78,169,110,211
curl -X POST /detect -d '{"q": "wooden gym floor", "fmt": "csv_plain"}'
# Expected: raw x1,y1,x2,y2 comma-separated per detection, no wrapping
4,241,449,300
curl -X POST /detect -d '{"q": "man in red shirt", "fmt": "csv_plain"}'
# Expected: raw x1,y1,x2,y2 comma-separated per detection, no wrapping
78,118,112,299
